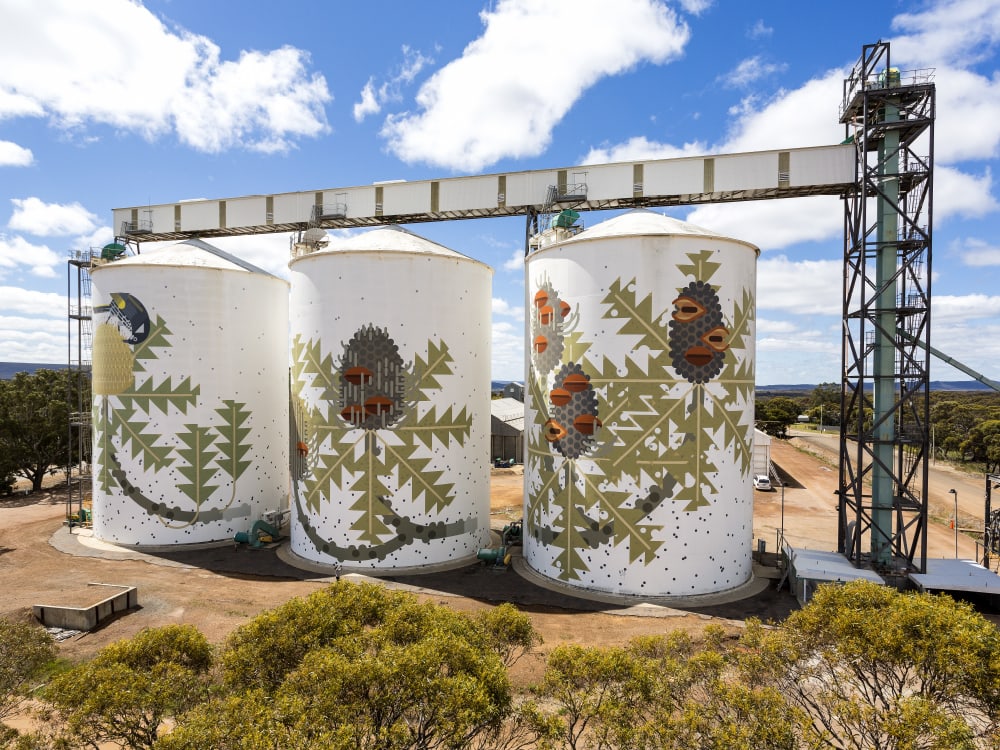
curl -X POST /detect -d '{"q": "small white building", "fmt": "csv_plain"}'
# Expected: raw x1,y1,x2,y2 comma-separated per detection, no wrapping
753,428,772,478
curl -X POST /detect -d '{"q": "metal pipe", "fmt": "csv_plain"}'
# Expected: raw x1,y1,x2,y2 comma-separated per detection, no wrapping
949,488,958,558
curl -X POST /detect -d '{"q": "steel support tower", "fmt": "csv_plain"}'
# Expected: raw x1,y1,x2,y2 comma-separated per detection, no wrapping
838,42,935,573
66,251,94,526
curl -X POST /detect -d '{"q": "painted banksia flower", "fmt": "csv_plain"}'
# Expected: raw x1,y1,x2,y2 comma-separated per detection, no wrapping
668,280,729,384
337,325,406,430
544,362,601,459
530,281,570,375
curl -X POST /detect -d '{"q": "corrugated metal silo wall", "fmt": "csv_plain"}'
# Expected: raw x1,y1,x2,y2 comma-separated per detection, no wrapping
523,231,757,596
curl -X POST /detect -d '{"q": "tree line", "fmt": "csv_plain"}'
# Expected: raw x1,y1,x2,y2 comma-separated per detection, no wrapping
4,579,1000,749
757,384,1000,472
0,368,89,494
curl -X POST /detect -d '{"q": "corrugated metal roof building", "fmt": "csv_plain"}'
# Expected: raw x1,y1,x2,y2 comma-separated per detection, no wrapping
491,397,524,464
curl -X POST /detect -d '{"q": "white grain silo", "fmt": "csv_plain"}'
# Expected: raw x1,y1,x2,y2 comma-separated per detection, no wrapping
288,226,492,571
523,209,758,597
89,239,289,546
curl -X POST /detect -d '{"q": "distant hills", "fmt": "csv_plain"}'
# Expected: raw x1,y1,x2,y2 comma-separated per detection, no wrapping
0,362,69,379
1,365,994,393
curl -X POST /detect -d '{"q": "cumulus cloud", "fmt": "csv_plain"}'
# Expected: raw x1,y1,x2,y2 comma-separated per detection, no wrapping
677,0,712,15
686,195,844,252
354,46,434,123
756,255,844,316
354,79,381,122
502,248,524,272
890,0,1000,67
0,1,331,153
0,235,63,279
8,198,99,237
935,166,999,221
582,135,708,165
955,236,1000,266
933,293,1000,322
492,319,525,381
0,141,33,167
578,0,1000,254
0,285,66,315
492,297,525,320
747,20,773,39
720,56,788,88
380,0,690,171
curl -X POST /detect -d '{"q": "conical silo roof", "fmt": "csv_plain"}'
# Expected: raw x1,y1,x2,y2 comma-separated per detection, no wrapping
105,238,278,276
551,208,759,253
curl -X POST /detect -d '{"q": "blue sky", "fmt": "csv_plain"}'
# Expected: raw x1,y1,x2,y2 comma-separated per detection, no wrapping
2,0,1000,385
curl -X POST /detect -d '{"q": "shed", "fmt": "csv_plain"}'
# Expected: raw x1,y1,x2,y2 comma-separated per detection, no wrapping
502,382,525,402
491,397,524,464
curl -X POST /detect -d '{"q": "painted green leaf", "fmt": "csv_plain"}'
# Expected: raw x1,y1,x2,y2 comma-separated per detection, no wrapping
410,339,453,396
290,333,338,404
175,423,220,506
385,441,455,514
601,278,670,353
93,400,118,492
303,426,365,514
399,405,472,450
118,376,200,417
676,249,722,281
131,315,172,373
214,400,252,482
113,405,175,474
345,441,395,543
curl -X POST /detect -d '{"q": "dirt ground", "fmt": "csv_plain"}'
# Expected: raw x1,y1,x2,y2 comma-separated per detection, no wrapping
0,433,994,693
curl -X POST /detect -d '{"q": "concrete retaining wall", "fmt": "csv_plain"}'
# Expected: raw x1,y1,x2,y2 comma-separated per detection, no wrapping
33,584,138,631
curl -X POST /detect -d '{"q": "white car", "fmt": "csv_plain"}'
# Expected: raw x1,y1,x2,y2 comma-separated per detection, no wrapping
753,474,772,491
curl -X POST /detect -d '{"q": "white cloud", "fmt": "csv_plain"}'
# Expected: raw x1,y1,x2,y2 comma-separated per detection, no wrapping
955,236,1000,266
933,293,1000,322
720,56,787,89
747,20,773,39
890,0,1000,68
924,68,1000,163
354,46,434,123
491,319,525,380
380,0,690,171
928,319,1000,382
353,79,381,122
677,0,711,15
757,333,837,353
0,285,66,315
721,72,845,152
0,322,67,363
756,255,844,316
756,318,799,335
582,135,708,165
0,1,331,153
0,141,33,167
935,166,999,221
686,195,844,252
8,197,99,236
0,235,63,279
502,248,524,272
492,297,525,321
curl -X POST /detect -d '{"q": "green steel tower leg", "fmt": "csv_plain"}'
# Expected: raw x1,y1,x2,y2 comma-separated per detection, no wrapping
872,99,899,565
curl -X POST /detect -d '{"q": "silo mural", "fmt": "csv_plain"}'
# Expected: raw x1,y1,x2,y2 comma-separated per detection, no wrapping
288,226,492,570
524,210,758,596
90,239,289,545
